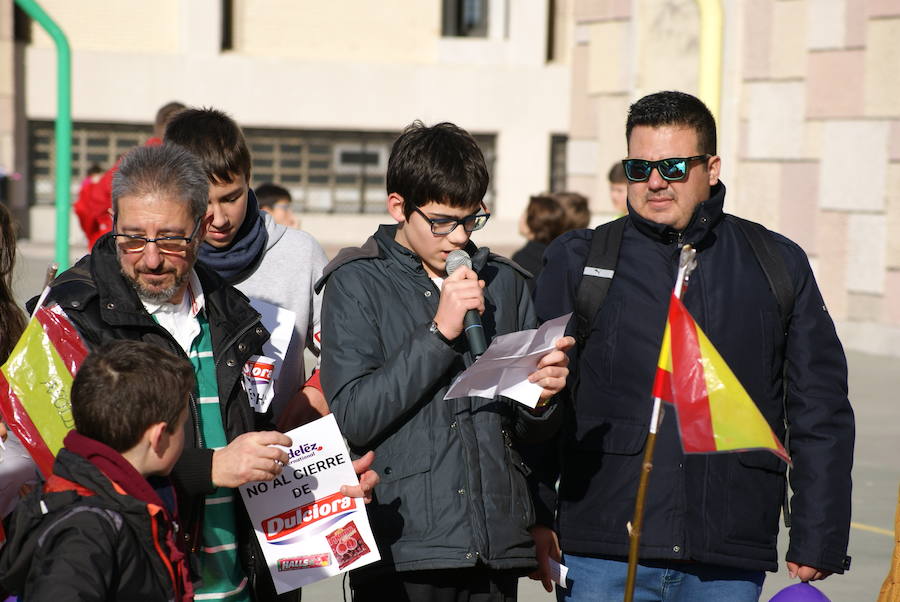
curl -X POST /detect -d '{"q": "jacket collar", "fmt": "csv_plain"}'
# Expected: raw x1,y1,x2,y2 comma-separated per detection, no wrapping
629,181,726,248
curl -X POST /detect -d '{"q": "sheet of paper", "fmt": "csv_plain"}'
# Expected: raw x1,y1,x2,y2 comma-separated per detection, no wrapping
549,557,569,588
444,313,572,408
238,414,380,593
245,298,296,413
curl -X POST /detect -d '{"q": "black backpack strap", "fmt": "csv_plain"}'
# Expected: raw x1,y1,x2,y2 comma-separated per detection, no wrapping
731,215,797,527
732,216,795,334
574,217,627,347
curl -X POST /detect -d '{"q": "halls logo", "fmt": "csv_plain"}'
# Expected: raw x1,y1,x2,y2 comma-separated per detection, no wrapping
288,442,324,462
263,492,354,541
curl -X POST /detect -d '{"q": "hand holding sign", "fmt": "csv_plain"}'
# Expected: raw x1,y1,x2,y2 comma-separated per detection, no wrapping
212,431,292,488
238,415,380,593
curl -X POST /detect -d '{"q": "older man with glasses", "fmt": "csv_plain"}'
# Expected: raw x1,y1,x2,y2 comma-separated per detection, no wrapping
529,91,854,601
28,144,374,601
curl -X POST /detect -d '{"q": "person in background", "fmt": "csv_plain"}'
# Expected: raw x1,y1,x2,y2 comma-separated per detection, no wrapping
76,101,186,249
255,182,300,229
554,191,591,231
0,341,195,601
608,161,628,216
513,191,591,290
512,195,567,288
0,201,36,523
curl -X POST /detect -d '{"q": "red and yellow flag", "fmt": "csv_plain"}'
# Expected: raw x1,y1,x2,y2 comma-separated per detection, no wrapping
0,305,88,477
652,292,790,465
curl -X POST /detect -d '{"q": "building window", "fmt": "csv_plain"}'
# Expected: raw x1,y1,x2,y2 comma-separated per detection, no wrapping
442,0,489,37
29,122,497,213
549,134,568,192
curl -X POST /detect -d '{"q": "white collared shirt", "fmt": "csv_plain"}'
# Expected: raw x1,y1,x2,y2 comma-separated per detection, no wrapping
141,270,205,354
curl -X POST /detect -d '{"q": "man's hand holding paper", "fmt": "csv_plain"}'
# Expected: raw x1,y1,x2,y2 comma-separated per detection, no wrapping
444,313,574,408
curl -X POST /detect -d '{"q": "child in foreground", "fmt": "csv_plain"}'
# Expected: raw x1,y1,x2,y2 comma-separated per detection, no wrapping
0,340,194,601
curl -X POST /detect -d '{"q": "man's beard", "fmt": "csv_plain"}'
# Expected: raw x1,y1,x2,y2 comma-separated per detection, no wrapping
119,245,196,304
124,268,190,304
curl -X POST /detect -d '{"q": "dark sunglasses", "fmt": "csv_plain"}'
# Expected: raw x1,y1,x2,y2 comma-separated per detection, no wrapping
621,154,710,182
412,206,491,236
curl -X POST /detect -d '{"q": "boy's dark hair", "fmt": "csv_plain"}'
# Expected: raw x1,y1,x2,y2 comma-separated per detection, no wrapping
526,195,568,244
552,191,590,230
71,341,194,452
626,91,717,155
387,121,489,218
255,183,291,210
164,107,252,184
607,162,627,184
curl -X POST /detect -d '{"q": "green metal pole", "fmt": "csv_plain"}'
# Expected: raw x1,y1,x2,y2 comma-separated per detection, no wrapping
14,0,72,270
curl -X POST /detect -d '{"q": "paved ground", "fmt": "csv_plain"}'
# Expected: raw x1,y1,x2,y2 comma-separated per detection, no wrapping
12,242,898,601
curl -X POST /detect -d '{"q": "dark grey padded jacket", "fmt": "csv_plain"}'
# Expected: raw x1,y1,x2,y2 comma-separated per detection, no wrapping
317,225,561,579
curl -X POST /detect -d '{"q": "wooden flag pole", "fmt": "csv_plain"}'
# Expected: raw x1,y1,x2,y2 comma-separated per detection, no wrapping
624,245,697,602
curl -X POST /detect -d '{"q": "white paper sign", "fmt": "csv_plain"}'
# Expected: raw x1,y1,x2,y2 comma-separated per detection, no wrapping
244,298,296,413
549,557,569,588
444,313,573,408
238,415,380,593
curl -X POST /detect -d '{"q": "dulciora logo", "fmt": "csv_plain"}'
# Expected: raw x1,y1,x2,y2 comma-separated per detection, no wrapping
263,492,354,541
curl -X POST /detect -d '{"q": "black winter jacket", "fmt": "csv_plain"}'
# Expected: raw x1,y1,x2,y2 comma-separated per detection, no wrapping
0,449,179,601
26,235,277,595
530,183,854,574
318,225,561,579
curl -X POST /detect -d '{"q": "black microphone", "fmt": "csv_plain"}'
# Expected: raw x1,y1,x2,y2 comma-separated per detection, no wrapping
445,249,487,357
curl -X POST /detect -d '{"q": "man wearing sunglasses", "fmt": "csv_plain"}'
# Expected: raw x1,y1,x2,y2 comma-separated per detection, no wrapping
317,121,574,601
529,91,853,601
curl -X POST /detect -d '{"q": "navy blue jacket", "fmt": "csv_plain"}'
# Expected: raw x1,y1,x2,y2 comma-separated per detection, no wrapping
530,182,854,573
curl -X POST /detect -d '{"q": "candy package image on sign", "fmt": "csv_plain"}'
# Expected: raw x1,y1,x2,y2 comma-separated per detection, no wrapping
238,414,380,593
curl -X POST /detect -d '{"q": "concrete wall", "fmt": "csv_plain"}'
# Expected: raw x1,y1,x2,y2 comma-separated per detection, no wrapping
567,0,900,355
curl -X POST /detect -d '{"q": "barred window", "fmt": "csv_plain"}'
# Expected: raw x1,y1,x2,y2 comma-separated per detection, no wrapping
549,134,568,192
29,121,496,213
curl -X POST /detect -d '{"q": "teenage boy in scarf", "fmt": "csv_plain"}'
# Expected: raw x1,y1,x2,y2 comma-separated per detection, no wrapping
0,341,194,601
165,108,329,429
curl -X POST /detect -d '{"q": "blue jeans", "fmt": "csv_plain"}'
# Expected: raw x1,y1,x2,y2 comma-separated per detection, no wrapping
558,554,765,602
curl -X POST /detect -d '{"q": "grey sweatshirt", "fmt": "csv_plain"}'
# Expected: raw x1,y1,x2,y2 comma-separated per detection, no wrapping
234,212,328,419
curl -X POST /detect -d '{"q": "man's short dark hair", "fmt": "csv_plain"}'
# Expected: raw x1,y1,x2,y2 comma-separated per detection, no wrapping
255,183,291,210
626,91,717,155
112,144,209,221
387,121,489,218
153,101,186,139
71,341,194,453
164,107,252,184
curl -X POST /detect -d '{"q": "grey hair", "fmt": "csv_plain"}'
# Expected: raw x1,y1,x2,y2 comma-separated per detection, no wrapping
111,144,208,221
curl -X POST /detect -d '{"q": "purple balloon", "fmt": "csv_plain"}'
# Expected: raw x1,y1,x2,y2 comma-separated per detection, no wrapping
768,582,831,602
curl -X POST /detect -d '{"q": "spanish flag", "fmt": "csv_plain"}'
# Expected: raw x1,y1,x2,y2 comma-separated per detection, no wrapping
652,292,790,465
0,304,88,477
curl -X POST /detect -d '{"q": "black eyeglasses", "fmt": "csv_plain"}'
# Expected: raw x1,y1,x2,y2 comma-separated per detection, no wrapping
112,217,203,255
621,154,710,182
412,206,491,235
